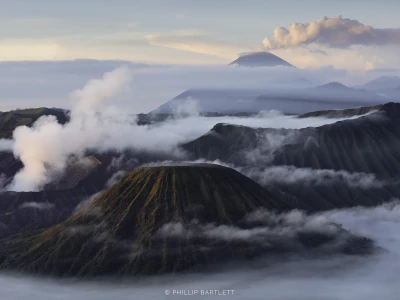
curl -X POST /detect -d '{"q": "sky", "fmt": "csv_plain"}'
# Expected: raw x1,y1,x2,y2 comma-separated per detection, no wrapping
0,0,400,69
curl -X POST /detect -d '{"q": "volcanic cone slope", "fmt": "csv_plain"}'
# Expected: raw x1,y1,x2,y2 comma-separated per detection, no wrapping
0,164,372,276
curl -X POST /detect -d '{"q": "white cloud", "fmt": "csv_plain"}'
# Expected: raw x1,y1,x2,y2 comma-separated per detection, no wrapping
263,16,400,49
1,61,366,113
8,65,364,191
245,165,385,189
259,16,400,69
269,45,392,70
3,202,400,299
0,39,66,61
19,202,55,210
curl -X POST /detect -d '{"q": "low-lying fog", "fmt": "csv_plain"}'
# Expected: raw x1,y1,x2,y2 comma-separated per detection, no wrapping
3,66,375,192
1,202,399,300
1,65,398,299
0,60,396,113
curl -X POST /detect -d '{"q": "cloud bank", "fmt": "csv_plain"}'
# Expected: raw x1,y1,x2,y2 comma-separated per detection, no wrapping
2,202,400,299
263,16,400,49
3,59,396,114
157,209,342,245
6,66,379,192
245,165,385,189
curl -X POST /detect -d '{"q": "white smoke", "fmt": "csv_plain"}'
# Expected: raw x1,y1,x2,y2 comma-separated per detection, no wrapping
263,15,400,49
9,66,133,191
106,170,127,187
172,98,200,117
246,165,385,189
8,66,374,192
19,202,55,210
244,130,299,164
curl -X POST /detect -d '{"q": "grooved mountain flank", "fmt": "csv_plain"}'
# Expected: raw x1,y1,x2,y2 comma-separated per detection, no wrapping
96,164,293,227
0,164,372,276
84,164,294,238
0,164,293,276
183,103,400,176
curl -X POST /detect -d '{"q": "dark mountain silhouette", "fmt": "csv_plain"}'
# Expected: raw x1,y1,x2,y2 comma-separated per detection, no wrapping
181,103,400,210
0,164,373,276
0,150,180,239
0,156,108,239
0,152,23,180
253,86,386,115
298,104,381,119
229,52,295,68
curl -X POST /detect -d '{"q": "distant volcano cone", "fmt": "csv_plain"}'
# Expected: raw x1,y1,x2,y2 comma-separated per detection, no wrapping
229,52,294,68
0,164,373,276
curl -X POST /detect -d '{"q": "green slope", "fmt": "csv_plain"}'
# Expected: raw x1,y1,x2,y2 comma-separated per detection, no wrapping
0,107,68,139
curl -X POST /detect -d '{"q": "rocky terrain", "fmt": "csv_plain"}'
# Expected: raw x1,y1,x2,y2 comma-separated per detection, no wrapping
182,103,400,210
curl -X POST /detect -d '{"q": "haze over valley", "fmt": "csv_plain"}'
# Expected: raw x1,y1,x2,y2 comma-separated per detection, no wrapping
1,1,400,299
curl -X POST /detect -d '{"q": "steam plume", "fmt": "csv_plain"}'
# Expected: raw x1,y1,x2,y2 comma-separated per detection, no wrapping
263,16,400,49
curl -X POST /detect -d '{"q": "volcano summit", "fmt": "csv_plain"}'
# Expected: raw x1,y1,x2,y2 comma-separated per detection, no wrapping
0,164,373,277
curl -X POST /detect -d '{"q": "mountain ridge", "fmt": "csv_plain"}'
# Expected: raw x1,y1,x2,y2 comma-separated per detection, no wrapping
356,76,400,91
181,102,400,210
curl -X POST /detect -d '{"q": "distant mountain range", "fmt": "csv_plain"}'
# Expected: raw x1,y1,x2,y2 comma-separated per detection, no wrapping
229,52,295,68
355,76,400,91
152,81,389,115
315,82,355,91
151,52,400,115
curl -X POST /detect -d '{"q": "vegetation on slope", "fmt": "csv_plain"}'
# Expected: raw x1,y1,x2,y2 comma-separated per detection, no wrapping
0,107,68,139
